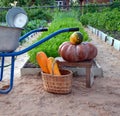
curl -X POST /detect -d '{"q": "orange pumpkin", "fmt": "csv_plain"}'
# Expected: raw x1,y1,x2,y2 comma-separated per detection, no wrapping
58,42,97,62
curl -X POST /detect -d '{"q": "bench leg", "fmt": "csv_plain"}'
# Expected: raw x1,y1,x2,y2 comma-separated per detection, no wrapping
90,71,94,87
86,67,90,88
86,67,94,88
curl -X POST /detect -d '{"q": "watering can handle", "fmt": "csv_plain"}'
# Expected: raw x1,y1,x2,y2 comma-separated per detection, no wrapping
68,28,79,32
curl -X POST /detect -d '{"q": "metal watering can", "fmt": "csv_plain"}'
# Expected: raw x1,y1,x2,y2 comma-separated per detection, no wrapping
0,7,79,94
6,7,28,28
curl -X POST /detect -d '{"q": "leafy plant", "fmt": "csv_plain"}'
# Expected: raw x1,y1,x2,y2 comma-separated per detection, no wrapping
28,11,89,64
26,8,53,22
80,13,92,26
0,10,7,22
21,19,48,35
80,8,120,32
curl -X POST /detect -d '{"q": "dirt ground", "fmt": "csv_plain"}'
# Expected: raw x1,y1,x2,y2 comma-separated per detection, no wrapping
0,28,120,116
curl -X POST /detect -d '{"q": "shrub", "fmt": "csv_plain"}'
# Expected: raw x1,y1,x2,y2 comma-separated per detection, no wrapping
26,8,53,22
80,8,120,31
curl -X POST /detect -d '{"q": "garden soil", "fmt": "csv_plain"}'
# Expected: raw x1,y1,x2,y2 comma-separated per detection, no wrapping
0,28,120,116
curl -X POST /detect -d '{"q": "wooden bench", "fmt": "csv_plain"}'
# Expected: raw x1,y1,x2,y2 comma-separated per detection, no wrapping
57,57,94,88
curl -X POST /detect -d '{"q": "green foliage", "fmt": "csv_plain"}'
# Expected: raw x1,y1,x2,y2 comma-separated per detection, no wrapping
21,8,53,35
110,1,120,10
0,0,55,7
38,0,55,6
79,13,92,26
0,0,12,6
80,8,120,32
81,1,120,14
0,10,7,22
104,9,120,31
28,11,89,64
21,19,48,35
83,3,100,13
26,8,53,22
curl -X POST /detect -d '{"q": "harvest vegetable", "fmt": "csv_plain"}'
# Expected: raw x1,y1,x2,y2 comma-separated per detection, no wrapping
36,51,49,73
70,31,83,45
58,42,97,62
47,57,61,75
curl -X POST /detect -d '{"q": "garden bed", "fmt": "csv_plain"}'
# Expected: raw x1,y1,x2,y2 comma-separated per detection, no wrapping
101,30,120,41
88,25,120,51
20,57,103,77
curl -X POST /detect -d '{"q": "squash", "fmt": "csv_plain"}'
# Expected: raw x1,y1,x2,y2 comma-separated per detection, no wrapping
58,42,97,62
70,31,83,45
47,57,61,75
36,51,49,73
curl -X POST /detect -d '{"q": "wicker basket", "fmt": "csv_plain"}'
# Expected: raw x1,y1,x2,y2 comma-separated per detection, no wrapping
41,69,73,94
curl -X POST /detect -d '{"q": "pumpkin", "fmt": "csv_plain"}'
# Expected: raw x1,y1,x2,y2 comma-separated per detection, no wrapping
58,42,97,62
70,31,83,45
36,51,49,73
47,57,61,75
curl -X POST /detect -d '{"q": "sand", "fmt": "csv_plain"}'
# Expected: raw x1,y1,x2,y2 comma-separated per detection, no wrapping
0,28,120,116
